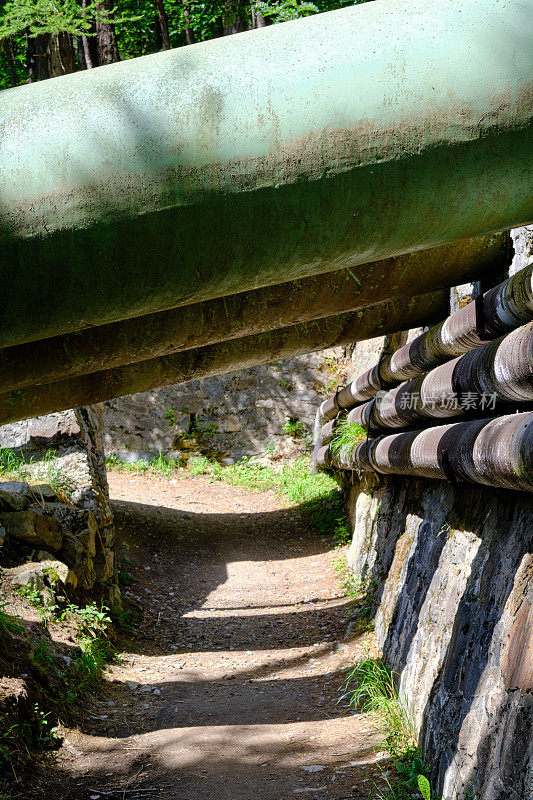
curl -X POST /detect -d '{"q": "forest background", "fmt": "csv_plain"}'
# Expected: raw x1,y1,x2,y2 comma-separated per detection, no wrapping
0,0,368,89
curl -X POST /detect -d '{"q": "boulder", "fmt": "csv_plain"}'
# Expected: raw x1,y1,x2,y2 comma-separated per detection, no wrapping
10,563,46,592
28,483,56,502
0,509,62,551
39,558,77,589
0,482,31,512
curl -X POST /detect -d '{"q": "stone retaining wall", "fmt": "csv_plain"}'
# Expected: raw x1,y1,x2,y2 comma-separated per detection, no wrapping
347,472,532,799
0,406,119,607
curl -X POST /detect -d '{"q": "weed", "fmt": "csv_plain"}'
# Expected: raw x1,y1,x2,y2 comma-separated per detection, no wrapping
17,586,58,622
40,450,76,502
149,452,175,478
106,454,149,474
33,638,55,670
330,419,367,459
283,417,307,438
418,775,432,800
0,604,23,638
0,447,75,502
0,449,29,481
112,607,139,633
339,659,437,799
165,408,178,427
118,568,133,587
341,659,416,756
187,455,212,475
32,703,59,748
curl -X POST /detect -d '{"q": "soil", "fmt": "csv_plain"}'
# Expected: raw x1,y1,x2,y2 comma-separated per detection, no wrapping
27,471,383,800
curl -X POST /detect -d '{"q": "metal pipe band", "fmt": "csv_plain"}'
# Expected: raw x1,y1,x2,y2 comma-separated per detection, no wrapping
0,291,448,426
382,262,533,381
0,236,497,394
0,0,531,349
321,262,533,419
323,412,533,493
369,322,533,430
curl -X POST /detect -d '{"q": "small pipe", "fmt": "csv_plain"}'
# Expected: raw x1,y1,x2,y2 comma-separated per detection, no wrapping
320,412,533,493
318,264,533,424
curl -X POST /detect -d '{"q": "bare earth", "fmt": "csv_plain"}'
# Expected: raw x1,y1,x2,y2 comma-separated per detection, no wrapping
37,471,382,799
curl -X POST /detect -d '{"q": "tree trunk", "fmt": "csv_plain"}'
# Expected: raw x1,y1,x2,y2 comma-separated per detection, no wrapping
182,0,195,44
154,0,171,50
223,0,249,35
26,33,50,81
97,0,120,65
79,0,96,69
2,38,17,87
48,32,76,77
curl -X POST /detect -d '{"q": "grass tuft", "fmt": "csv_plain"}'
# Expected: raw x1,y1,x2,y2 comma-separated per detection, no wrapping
329,419,367,459
340,658,435,799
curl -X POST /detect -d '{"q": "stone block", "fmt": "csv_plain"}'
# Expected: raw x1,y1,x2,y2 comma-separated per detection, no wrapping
0,509,62,551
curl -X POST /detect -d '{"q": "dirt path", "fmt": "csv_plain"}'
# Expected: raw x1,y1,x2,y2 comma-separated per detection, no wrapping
43,471,382,799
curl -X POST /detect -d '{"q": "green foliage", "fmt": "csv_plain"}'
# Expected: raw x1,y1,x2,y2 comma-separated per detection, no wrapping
329,418,367,459
418,775,431,800
0,447,74,501
0,448,28,481
283,417,308,438
0,0,100,39
32,703,59,747
33,638,54,670
118,568,133,587
0,603,23,638
340,659,417,758
255,0,318,23
339,659,437,800
149,451,175,478
187,455,213,475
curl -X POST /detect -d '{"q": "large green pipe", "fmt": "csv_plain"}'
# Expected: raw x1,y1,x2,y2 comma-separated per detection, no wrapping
0,235,506,392
0,291,448,425
0,0,531,349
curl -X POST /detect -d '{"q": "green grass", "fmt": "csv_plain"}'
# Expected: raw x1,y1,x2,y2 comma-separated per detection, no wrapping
339,658,435,800
329,418,367,459
0,447,75,502
282,417,308,438
107,452,351,544
0,603,24,638
106,451,177,478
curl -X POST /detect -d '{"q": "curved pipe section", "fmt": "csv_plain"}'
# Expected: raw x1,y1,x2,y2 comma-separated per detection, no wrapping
0,0,531,348
317,412,533,492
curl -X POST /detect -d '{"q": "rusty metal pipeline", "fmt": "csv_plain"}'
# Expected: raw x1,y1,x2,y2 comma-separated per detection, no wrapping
338,322,533,432
0,290,448,426
318,412,533,493
0,236,498,395
318,264,533,425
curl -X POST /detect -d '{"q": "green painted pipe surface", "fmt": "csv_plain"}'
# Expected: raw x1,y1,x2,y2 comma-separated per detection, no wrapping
0,0,531,349
0,291,448,425
0,234,507,392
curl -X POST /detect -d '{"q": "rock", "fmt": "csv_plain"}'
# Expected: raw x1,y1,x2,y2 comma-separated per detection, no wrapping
126,680,139,690
0,483,30,511
29,483,56,502
0,526,5,547
39,558,78,588
221,458,236,467
0,509,62,551
11,563,46,591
